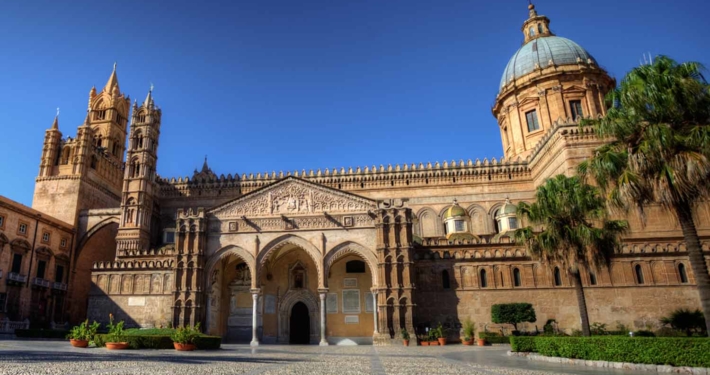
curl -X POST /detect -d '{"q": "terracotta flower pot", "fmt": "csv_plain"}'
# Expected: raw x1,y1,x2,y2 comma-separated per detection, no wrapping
420,340,429,346
174,342,196,351
437,338,447,346
70,339,89,348
106,342,129,350
477,338,486,346
428,340,438,346
462,339,473,346
402,339,409,347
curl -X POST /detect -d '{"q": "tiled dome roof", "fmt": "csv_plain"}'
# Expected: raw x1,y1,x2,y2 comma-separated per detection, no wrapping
500,36,596,90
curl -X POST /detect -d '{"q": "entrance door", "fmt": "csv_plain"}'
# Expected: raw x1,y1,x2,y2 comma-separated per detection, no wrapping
289,302,310,344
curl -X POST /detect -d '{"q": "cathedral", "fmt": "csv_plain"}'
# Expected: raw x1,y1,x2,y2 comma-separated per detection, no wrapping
12,4,708,345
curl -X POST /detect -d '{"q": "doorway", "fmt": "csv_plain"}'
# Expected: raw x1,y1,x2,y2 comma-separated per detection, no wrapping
289,302,310,344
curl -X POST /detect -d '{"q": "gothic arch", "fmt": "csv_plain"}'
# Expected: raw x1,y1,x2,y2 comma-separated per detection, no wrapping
76,216,120,262
466,204,489,235
416,207,440,237
205,245,256,288
277,288,320,344
324,241,379,287
258,234,324,288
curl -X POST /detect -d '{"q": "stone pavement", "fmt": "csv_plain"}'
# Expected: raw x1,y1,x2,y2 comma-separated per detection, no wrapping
0,340,651,375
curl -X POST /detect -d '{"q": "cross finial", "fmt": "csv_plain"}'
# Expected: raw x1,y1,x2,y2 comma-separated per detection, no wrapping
149,82,154,92
56,107,60,117
113,62,117,71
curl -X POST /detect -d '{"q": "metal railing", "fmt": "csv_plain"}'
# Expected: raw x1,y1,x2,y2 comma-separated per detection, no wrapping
0,318,29,333
7,272,27,283
32,278,51,288
52,282,68,291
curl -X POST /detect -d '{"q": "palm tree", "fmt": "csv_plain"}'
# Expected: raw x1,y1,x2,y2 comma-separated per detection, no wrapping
515,174,628,336
579,56,710,335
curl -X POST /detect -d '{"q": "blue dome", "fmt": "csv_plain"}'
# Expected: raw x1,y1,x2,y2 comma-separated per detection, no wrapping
500,36,596,90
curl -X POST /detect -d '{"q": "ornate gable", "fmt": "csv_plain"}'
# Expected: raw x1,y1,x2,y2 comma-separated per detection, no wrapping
209,176,376,218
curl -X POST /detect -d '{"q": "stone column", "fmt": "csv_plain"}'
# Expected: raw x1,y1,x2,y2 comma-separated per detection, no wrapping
319,290,328,346
372,291,378,334
250,289,260,347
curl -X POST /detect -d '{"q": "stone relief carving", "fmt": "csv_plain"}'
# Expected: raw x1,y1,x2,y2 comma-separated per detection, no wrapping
210,179,376,218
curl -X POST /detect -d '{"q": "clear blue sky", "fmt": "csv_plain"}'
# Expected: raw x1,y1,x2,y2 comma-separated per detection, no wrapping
1,0,708,206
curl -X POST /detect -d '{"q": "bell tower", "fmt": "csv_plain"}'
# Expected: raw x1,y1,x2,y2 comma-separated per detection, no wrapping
32,65,131,225
116,87,162,253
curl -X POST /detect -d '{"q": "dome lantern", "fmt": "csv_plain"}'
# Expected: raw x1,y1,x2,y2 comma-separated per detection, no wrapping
495,198,519,234
443,199,469,238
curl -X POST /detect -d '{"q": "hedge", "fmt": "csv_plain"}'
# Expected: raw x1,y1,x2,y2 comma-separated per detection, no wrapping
15,329,69,339
93,334,221,350
478,332,510,344
510,336,710,368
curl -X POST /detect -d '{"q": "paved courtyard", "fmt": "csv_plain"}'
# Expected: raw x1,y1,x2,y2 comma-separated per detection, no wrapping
0,340,651,375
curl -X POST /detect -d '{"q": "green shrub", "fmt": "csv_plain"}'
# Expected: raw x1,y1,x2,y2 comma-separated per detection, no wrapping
171,324,202,344
15,329,69,339
67,320,100,341
491,303,536,331
93,333,222,350
124,328,175,336
478,332,510,344
510,336,536,352
509,336,710,367
661,309,707,336
633,330,655,337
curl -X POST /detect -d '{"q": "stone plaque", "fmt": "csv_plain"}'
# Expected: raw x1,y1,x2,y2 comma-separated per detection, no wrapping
128,297,146,306
342,290,360,313
326,293,338,314
344,315,359,324
343,278,357,288
265,295,276,314
365,292,374,313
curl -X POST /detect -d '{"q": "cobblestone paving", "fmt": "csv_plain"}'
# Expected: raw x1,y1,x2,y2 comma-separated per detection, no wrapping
0,340,649,375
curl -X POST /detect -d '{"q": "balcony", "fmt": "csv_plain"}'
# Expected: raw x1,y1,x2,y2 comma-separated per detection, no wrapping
32,277,51,288
52,282,68,291
7,272,27,284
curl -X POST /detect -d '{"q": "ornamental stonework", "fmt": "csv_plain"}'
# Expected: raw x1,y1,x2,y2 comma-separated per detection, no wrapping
210,178,377,218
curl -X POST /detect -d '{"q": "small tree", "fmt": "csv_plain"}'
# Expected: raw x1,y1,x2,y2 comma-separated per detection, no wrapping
491,303,536,332
661,309,707,336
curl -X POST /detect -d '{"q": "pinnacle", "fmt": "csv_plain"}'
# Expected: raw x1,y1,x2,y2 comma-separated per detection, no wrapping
103,63,120,93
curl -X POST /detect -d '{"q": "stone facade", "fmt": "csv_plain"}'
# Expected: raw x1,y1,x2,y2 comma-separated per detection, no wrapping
0,195,74,326
8,3,709,343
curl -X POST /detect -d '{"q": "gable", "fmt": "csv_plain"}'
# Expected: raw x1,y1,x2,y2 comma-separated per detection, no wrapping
209,177,377,218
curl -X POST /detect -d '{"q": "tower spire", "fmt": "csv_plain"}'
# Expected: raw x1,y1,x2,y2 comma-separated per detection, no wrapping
51,108,59,129
144,83,153,107
103,62,120,93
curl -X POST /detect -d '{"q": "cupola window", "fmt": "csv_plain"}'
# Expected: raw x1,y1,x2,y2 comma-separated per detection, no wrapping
529,27,535,37
570,100,584,120
525,110,540,132
538,24,544,34
442,199,472,239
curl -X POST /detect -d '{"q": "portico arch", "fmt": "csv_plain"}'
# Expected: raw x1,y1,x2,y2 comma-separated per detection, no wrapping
277,288,320,344
324,241,379,288
258,234,324,288
205,245,256,288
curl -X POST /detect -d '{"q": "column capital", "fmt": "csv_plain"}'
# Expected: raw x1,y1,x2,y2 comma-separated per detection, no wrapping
250,288,261,295
317,288,329,295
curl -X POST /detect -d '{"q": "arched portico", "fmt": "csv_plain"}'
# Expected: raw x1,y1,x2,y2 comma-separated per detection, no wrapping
324,241,379,288
257,234,325,288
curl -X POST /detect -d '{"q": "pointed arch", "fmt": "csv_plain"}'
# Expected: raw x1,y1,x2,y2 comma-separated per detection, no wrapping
324,241,379,287
205,245,256,288
257,234,324,288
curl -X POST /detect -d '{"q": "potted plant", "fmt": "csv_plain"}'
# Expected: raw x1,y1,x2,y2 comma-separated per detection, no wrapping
418,334,429,346
477,332,487,347
171,323,202,351
461,318,474,345
436,323,447,346
105,314,129,350
427,329,438,346
67,319,100,348
400,329,410,347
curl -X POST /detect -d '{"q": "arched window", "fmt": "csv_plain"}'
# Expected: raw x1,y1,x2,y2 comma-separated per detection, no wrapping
480,269,487,288
94,135,102,148
529,27,535,37
60,148,71,165
678,263,688,284
538,24,544,34
589,272,597,286
635,264,645,284
138,135,144,149
131,160,141,178
442,270,450,289
513,268,521,287
553,267,562,286
90,156,98,169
